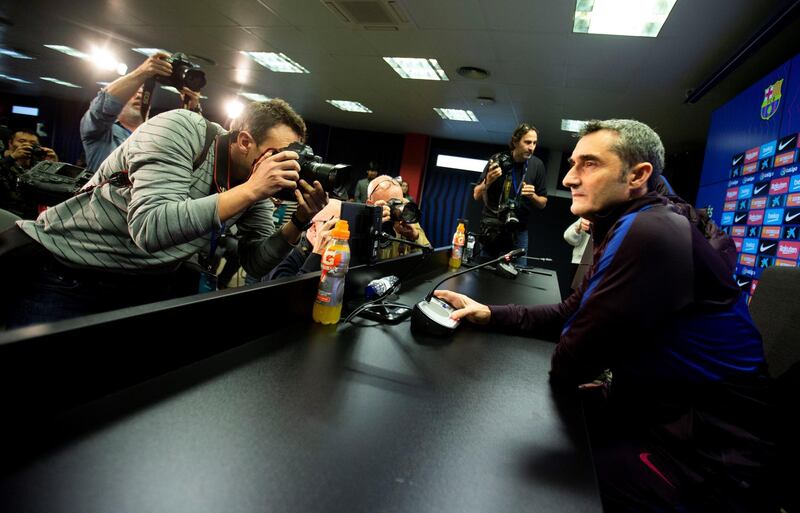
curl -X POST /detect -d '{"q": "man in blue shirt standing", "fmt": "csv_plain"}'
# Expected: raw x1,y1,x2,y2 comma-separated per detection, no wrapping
80,52,202,172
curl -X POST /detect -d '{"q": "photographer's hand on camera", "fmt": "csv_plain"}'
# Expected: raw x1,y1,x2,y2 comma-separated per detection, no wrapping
473,160,502,201
248,149,301,200
9,142,33,162
293,179,328,226
133,52,172,80
180,87,202,112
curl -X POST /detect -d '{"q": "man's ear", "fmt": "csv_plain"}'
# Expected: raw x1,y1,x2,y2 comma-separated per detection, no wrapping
627,162,653,190
235,131,255,153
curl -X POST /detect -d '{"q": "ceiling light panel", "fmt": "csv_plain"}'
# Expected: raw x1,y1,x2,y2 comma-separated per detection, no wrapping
384,57,448,81
326,100,372,113
561,119,589,132
40,76,81,88
434,108,478,122
573,0,677,37
44,45,89,60
0,49,34,59
241,52,310,73
239,92,271,102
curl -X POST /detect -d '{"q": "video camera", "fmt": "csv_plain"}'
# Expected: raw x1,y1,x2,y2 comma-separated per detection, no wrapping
16,160,93,212
273,142,351,201
154,52,206,92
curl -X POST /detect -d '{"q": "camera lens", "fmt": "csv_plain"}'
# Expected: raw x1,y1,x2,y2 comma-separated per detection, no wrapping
183,68,206,91
304,161,350,189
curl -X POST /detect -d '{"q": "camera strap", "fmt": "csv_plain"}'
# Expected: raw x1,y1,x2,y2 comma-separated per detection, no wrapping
140,78,157,121
212,132,233,194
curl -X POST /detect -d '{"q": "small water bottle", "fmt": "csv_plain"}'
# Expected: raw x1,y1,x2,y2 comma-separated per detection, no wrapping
365,275,400,300
463,233,476,263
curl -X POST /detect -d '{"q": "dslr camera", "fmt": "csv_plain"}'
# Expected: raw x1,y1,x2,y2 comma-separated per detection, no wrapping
154,52,206,92
382,198,421,234
498,197,520,227
27,143,49,163
273,142,351,201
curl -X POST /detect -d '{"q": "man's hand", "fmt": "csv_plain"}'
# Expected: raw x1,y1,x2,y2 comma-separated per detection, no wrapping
433,290,491,324
134,52,172,79
394,221,419,241
485,161,503,186
294,180,328,224
9,142,32,161
42,147,58,162
312,217,338,255
521,181,536,199
181,87,201,112
247,149,301,200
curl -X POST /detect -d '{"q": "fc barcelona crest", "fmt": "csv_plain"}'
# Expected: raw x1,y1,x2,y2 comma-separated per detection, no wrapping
761,79,783,120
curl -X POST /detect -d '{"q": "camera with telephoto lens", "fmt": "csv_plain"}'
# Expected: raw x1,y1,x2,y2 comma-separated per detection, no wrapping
273,142,351,201
154,52,207,92
494,152,515,174
382,197,421,234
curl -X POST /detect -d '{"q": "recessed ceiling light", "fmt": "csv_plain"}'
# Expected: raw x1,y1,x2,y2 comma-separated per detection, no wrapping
384,57,448,81
434,108,478,122
457,66,489,80
326,100,372,113
241,51,310,73
132,48,171,57
561,119,589,132
239,92,271,102
44,45,89,60
97,81,111,87
573,0,677,37
40,76,81,88
476,96,495,106
0,48,34,60
0,73,33,84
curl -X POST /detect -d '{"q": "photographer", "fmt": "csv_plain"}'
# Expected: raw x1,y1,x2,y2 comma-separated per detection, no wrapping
5,99,327,327
0,129,58,217
80,51,202,172
473,123,547,260
366,175,429,259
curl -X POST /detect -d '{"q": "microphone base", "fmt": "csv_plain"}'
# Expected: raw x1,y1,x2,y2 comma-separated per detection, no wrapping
495,261,519,279
410,298,461,337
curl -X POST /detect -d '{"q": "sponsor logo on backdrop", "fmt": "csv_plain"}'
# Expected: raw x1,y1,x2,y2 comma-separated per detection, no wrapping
765,209,784,225
734,211,749,223
747,226,762,238
733,238,743,251
776,259,797,267
753,181,770,196
732,225,747,236
727,187,739,200
742,238,758,254
769,195,786,208
750,197,767,209
740,253,757,266
770,177,790,194
721,212,734,225
760,157,774,171
748,210,764,225
744,149,758,163
730,166,741,178
775,150,796,167
733,152,746,166
761,78,783,120
760,140,777,159
785,208,800,223
724,201,737,211
739,184,754,198
782,225,798,240
759,171,775,181
777,241,800,259
762,226,782,239
743,162,758,175
788,193,800,207
740,266,756,277
759,256,775,268
738,199,750,210
790,175,800,192
758,241,777,255
778,133,798,151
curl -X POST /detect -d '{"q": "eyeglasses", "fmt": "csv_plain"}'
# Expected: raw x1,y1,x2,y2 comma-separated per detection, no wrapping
368,178,400,199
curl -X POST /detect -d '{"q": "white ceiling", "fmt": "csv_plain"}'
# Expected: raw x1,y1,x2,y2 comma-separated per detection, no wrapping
0,0,798,153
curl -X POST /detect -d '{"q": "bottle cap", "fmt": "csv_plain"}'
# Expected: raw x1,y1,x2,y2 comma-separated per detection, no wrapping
330,219,350,240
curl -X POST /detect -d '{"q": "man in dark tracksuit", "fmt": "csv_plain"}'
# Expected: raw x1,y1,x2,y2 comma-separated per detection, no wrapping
435,120,773,512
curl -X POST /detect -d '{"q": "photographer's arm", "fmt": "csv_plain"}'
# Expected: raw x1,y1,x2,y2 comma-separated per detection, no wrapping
473,161,502,201
106,53,172,104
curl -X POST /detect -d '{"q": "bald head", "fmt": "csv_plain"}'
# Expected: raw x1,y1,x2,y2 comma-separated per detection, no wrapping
367,175,403,204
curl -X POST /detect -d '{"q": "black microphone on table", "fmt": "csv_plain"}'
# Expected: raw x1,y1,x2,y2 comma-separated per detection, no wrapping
410,248,525,337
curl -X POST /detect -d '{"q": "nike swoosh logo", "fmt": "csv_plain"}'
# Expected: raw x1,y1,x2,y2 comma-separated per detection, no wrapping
737,280,751,287
754,184,768,194
787,212,800,222
735,214,747,222
638,452,675,488
732,155,743,165
760,244,775,252
779,138,795,151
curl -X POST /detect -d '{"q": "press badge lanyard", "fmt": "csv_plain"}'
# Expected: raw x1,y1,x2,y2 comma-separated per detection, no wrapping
199,133,234,290
510,160,527,198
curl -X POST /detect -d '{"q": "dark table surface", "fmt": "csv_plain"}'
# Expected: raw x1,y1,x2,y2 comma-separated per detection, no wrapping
0,262,601,513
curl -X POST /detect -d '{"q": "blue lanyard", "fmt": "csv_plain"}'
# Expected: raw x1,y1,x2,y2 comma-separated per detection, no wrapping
510,160,527,198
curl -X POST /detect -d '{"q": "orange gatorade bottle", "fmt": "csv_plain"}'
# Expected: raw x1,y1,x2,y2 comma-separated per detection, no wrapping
312,220,351,324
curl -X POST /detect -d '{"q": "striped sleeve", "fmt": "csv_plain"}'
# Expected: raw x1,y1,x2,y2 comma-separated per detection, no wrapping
125,111,220,253
235,199,293,278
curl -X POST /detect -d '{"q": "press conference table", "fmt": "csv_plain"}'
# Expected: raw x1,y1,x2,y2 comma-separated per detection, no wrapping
0,251,602,512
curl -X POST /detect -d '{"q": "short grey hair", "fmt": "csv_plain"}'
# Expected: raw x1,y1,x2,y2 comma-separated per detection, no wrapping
579,119,665,190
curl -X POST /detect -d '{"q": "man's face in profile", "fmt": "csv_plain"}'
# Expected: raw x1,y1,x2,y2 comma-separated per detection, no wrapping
563,130,631,218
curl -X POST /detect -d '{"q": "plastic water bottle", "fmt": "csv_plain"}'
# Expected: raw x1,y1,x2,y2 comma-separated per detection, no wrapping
463,233,476,263
365,275,400,300
312,220,351,324
449,221,466,270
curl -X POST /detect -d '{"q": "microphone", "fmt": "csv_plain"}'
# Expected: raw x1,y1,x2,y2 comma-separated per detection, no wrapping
410,248,524,337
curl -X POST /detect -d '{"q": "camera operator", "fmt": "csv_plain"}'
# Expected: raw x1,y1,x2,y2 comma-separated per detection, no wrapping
367,175,429,259
4,99,327,327
473,123,547,260
80,51,202,172
0,129,58,217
